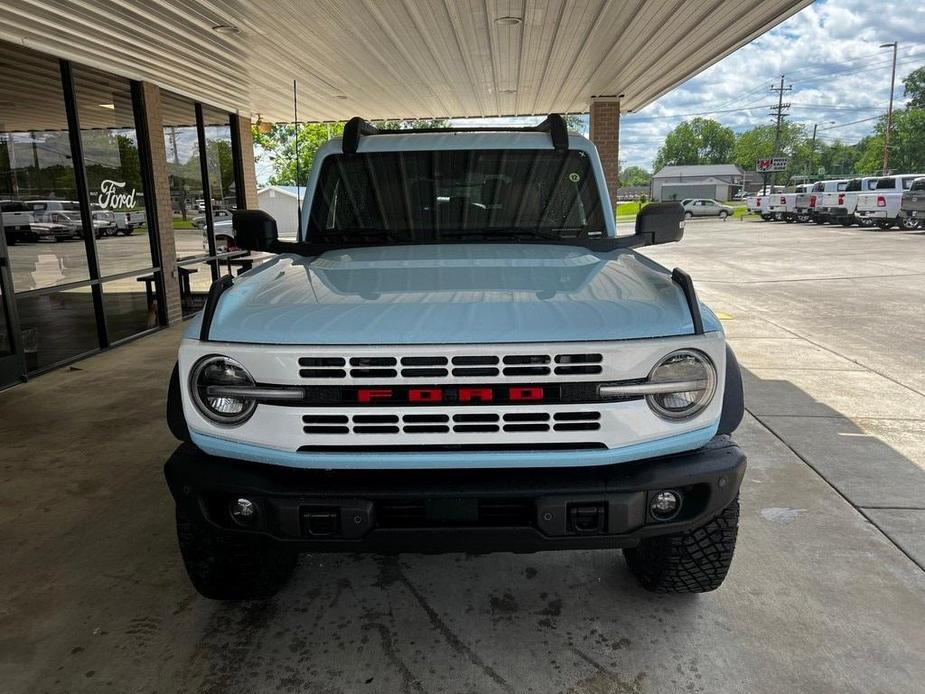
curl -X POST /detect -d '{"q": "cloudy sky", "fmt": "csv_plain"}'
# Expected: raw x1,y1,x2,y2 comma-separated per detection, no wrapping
612,0,925,170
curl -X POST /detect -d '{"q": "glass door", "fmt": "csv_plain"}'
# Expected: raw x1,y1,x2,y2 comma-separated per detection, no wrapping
0,233,25,387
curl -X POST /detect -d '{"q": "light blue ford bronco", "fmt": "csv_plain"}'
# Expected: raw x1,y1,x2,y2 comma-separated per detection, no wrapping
165,115,745,600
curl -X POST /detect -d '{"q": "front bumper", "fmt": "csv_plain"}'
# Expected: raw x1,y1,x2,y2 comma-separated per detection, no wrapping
164,435,745,553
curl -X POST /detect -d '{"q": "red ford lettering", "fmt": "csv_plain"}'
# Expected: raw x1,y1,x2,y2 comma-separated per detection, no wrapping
358,388,393,403
508,387,543,401
409,388,442,402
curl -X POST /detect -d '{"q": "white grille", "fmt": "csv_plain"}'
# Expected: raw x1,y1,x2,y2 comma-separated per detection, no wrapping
302,410,602,436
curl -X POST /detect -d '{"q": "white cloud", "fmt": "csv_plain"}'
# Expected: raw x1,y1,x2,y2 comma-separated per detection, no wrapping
620,0,925,170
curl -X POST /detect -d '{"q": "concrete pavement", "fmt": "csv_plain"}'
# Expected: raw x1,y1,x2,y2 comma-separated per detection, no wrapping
1,217,924,693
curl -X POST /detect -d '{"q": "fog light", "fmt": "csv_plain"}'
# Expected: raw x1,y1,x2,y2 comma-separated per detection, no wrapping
650,491,681,520
231,497,257,523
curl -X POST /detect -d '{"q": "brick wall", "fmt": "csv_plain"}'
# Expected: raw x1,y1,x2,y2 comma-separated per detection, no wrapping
138,82,182,324
589,99,621,210
234,116,259,209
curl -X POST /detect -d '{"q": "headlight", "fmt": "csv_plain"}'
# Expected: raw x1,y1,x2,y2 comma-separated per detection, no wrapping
645,350,716,420
598,349,717,420
190,355,257,425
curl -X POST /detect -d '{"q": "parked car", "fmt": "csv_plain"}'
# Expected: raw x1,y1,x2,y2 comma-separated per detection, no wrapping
192,208,233,230
682,198,734,219
829,177,879,227
1,200,35,245
793,184,818,222
768,183,814,223
164,115,745,600
856,174,925,230
27,200,116,239
200,217,237,253
899,177,925,226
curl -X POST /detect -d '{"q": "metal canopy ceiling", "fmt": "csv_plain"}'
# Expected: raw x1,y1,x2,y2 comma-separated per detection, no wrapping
0,0,811,123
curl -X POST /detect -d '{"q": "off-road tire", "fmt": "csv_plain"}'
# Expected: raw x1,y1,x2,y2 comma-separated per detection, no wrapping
876,221,893,230
176,507,297,600
623,496,739,594
901,217,920,231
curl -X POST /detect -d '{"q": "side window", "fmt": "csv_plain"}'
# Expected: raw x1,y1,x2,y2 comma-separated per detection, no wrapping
901,177,916,190
837,183,847,191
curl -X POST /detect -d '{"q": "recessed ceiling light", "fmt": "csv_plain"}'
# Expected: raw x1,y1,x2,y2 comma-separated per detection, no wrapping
495,16,522,26
98,103,115,110
212,24,240,35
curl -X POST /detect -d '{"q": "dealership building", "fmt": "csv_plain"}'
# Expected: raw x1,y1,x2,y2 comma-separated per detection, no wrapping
0,0,811,389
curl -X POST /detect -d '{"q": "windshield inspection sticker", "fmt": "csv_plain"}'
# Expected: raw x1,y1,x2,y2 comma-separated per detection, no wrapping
568,172,581,183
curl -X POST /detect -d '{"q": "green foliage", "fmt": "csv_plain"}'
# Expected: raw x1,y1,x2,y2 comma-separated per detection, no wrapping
903,66,925,110
652,118,735,170
619,165,651,186
855,108,925,174
254,118,449,186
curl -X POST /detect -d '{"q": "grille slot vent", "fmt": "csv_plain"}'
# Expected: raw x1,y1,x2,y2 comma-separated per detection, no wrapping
301,410,602,436
299,352,604,381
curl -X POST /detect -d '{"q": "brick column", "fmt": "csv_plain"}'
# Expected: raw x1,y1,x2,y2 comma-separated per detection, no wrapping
589,97,621,211
137,82,182,324
232,114,259,209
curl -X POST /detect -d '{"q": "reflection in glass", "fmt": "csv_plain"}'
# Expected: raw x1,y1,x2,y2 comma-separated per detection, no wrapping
16,287,98,371
102,273,159,342
0,280,11,356
162,92,210,261
73,65,152,278
202,107,238,255
0,42,91,292
177,259,217,318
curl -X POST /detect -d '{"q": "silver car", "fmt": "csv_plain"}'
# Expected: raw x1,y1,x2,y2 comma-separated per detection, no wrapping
682,199,734,220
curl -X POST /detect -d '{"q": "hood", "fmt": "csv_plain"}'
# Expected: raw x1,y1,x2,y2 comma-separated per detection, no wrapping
199,244,718,344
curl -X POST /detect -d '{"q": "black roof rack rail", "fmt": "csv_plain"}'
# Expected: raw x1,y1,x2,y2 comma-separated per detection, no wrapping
341,114,570,154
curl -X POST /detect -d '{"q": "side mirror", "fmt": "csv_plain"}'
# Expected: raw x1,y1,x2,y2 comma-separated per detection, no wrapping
634,202,685,246
232,209,278,252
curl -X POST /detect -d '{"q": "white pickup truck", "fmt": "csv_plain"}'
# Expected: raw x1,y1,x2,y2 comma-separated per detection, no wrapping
1,201,35,245
795,180,846,224
827,177,879,227
112,210,146,235
768,184,814,223
856,174,925,230
815,180,850,224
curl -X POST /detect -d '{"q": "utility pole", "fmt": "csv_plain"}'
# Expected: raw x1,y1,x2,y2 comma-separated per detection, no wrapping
765,75,791,192
809,123,818,177
880,41,898,175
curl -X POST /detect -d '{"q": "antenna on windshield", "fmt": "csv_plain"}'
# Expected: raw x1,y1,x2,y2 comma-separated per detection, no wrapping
293,79,302,234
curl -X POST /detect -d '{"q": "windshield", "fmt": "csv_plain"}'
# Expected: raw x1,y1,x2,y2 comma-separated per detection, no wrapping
307,149,605,243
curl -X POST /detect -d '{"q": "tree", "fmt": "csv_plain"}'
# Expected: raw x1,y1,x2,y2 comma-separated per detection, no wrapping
903,65,925,110
856,108,925,174
619,165,651,187
732,122,814,183
254,118,449,186
652,118,735,171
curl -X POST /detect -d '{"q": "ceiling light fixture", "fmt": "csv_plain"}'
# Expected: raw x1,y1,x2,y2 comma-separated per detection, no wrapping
212,24,240,35
494,16,522,26
98,103,115,110
499,88,517,95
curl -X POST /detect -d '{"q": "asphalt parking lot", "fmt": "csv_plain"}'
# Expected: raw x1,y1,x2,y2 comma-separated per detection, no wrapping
1,217,924,693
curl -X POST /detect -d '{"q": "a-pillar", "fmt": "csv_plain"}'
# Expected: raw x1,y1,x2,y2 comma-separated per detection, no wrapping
589,97,621,211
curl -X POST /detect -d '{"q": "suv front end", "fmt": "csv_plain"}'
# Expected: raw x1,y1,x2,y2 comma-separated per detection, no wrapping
164,116,746,599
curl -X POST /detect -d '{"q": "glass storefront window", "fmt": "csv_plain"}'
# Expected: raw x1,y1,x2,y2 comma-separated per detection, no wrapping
16,287,98,371
73,65,153,279
202,107,238,255
0,44,91,292
177,259,217,318
162,92,211,262
102,272,159,343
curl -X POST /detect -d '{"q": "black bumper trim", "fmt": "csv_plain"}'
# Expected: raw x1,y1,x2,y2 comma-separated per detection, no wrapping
164,436,745,553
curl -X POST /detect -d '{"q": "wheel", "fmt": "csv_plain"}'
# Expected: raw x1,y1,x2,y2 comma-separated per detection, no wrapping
813,217,826,225
120,228,135,236
175,507,297,600
858,217,874,228
684,211,693,220
773,212,783,222
784,216,795,224
760,214,773,222
623,496,739,593
796,214,810,223
840,219,853,228
901,217,920,231
718,211,728,220
876,221,893,230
